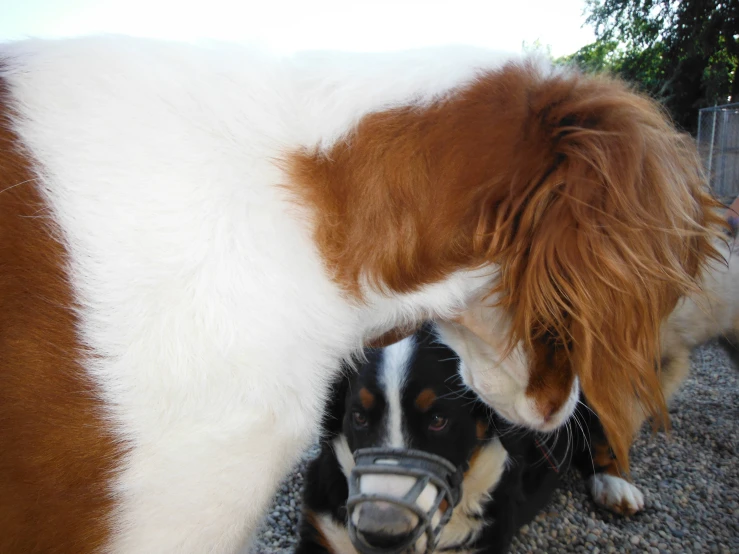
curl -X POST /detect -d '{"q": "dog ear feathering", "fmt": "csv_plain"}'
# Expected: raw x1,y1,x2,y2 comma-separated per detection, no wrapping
288,60,726,471
479,63,727,470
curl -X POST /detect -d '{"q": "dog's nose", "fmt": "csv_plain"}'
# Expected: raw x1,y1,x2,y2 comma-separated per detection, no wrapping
541,400,558,423
355,502,417,548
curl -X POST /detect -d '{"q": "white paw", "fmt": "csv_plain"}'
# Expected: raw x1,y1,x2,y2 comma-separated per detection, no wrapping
588,474,645,516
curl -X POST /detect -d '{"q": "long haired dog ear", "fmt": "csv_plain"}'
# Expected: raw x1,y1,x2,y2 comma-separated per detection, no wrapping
478,64,726,470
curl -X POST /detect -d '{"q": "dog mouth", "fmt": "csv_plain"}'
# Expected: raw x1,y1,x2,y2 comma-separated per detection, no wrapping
346,448,463,554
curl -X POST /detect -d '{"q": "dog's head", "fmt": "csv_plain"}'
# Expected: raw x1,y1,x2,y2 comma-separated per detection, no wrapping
435,303,579,435
290,59,726,470
327,324,500,553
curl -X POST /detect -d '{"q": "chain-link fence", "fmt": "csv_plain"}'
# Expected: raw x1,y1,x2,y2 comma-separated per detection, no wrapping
697,103,739,202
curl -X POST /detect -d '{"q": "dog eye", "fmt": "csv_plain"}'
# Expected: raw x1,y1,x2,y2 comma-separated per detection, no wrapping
428,415,448,432
352,411,369,428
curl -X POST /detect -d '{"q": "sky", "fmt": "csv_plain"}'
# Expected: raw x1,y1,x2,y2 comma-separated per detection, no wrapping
0,0,595,58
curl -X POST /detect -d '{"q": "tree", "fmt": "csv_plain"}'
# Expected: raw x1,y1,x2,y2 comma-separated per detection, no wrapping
560,0,738,134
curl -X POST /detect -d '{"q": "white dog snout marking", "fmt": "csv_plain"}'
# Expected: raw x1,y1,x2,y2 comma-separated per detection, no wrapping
379,337,415,448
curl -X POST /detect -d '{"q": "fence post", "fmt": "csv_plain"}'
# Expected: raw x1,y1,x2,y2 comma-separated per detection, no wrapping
707,108,716,185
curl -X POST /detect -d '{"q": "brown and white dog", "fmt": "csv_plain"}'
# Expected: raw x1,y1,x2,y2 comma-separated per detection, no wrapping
661,237,739,390
0,37,723,552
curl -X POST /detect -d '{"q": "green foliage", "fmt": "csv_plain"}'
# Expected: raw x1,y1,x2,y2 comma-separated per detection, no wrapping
522,39,553,58
558,0,738,134
559,40,622,73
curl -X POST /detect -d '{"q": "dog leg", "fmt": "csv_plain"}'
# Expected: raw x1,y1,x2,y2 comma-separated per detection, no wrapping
660,350,692,407
582,431,646,516
575,351,693,516
572,397,645,516
587,473,645,516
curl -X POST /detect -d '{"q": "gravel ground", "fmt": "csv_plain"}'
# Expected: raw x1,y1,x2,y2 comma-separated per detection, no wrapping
249,340,739,553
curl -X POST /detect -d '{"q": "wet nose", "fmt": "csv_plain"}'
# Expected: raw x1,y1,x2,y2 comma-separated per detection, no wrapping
355,502,417,548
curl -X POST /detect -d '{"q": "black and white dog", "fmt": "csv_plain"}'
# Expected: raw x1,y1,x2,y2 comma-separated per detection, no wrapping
296,324,577,554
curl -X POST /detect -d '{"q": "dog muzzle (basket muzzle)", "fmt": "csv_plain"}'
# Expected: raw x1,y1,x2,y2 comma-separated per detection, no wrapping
346,447,464,554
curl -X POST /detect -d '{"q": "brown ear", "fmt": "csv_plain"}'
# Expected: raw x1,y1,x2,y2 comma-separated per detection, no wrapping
482,69,726,470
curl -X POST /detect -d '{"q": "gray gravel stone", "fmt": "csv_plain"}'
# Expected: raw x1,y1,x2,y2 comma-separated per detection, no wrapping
249,341,739,553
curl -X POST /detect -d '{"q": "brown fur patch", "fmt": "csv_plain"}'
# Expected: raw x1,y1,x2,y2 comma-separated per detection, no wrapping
305,510,337,554
287,60,725,470
359,387,375,410
365,323,420,348
414,388,437,412
0,74,122,552
527,332,575,423
476,420,488,441
593,441,623,478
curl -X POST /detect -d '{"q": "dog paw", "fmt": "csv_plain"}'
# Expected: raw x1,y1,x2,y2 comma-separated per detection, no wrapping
588,474,645,516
